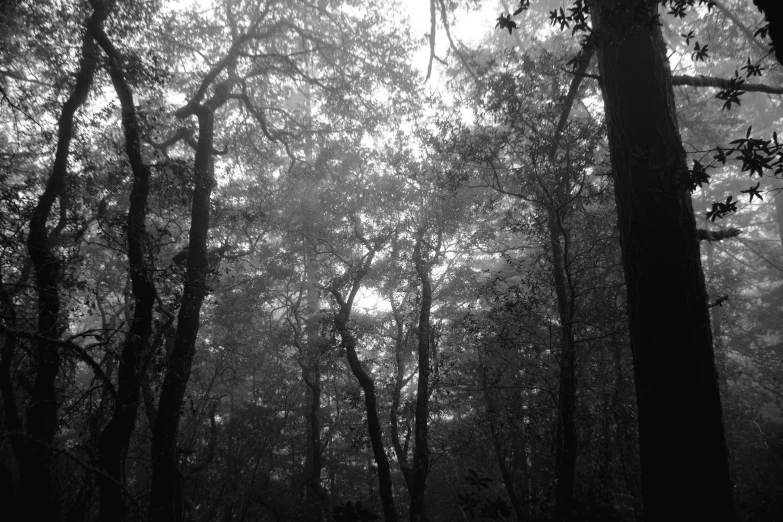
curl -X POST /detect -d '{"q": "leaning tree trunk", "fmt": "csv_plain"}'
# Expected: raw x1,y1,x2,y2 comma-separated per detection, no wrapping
92,21,157,522
148,94,222,522
15,7,108,520
330,256,398,522
592,1,737,519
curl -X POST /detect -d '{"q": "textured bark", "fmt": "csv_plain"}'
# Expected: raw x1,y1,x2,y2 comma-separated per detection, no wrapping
753,0,783,65
92,21,157,522
592,1,737,519
18,7,108,520
148,96,221,522
410,235,432,522
330,254,398,522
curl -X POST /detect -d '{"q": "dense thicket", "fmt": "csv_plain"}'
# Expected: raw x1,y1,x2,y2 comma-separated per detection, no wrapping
1,0,782,521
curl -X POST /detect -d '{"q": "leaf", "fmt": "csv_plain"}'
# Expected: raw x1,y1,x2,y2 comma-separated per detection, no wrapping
495,14,517,35
691,41,709,62
740,182,763,202
513,0,530,16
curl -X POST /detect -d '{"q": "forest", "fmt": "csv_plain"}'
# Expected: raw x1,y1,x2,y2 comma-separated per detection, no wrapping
1,0,782,521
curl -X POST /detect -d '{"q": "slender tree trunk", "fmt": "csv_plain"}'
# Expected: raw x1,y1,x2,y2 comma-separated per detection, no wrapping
387,238,413,494
410,236,432,522
530,50,592,516
16,7,108,520
548,209,577,515
390,304,413,493
512,396,530,520
91,22,158,521
480,365,525,522
330,259,398,522
148,94,221,521
301,275,334,522
592,1,737,518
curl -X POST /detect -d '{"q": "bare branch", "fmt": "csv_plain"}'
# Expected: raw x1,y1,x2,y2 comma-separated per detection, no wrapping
672,74,783,94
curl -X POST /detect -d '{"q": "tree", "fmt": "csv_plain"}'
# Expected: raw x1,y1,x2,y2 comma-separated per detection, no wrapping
492,0,740,518
1,4,111,520
590,1,736,518
91,9,159,521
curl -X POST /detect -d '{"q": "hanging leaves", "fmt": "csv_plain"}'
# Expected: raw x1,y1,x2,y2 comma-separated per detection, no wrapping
706,196,737,222
495,13,517,35
740,183,763,202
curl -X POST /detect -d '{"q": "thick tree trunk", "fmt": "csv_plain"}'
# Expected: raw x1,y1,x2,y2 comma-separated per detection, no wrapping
17,7,108,520
592,1,737,519
92,22,157,522
775,189,783,256
148,98,218,522
410,236,432,522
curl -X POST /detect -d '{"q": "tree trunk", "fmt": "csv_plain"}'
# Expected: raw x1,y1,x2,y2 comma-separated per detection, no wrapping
410,236,432,522
548,208,577,515
480,364,525,522
17,7,108,520
91,22,158,522
148,96,220,521
330,260,398,522
540,52,592,515
301,272,334,522
592,1,737,519
390,302,413,493
775,189,783,257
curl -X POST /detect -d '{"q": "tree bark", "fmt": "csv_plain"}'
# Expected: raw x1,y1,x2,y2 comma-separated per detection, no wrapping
297,270,334,522
592,1,737,519
17,6,108,520
148,93,222,522
753,0,783,65
389,299,413,493
548,208,577,515
330,253,398,522
91,21,158,521
410,234,432,522
775,189,783,257
542,50,592,516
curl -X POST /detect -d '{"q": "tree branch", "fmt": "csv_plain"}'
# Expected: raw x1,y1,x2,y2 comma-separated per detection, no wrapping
697,227,742,242
672,74,783,94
